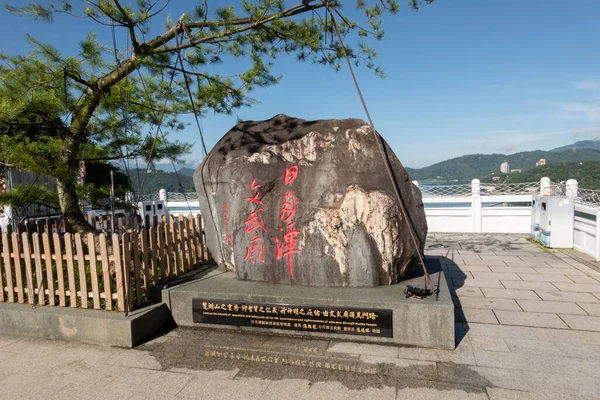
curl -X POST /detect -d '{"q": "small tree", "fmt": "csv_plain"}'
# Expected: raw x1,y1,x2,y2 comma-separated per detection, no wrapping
0,0,433,233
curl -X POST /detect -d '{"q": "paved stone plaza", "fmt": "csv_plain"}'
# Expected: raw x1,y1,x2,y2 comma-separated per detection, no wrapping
1,234,600,399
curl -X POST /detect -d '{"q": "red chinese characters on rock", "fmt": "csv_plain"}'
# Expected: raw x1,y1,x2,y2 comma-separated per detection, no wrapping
222,204,232,246
276,165,302,279
243,179,266,263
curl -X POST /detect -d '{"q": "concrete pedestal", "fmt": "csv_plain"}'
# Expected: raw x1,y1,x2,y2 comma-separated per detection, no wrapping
163,259,454,349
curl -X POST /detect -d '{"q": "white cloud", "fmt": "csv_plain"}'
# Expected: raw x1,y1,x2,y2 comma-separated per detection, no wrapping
576,80,600,91
562,103,600,121
397,125,600,168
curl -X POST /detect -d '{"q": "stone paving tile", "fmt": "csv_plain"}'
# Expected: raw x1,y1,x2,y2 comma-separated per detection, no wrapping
455,308,499,324
48,382,137,400
559,314,600,331
567,275,600,284
521,370,600,398
577,302,600,316
516,300,587,315
501,281,557,291
534,290,600,303
494,311,569,329
517,273,575,283
0,371,71,399
96,348,163,370
327,342,399,358
444,270,474,279
532,267,585,275
260,379,311,400
502,338,565,356
531,327,600,345
464,323,537,339
488,266,538,274
486,387,591,399
395,346,476,365
557,358,600,378
480,255,523,262
178,376,268,400
481,288,541,300
493,251,536,256
471,350,561,373
446,264,493,272
457,297,521,311
104,367,192,397
553,283,600,293
449,286,485,298
471,260,509,266
471,272,522,281
468,366,532,391
462,336,510,352
451,278,504,288
395,387,488,400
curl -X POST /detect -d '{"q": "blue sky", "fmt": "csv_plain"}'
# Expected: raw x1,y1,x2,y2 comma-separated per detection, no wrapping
2,0,600,169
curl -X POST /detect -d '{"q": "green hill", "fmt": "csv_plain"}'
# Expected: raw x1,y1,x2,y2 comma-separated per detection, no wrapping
551,139,600,152
480,161,600,190
407,148,600,181
177,167,196,177
128,169,195,195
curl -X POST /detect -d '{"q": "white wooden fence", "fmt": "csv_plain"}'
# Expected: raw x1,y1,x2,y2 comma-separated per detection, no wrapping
415,178,600,261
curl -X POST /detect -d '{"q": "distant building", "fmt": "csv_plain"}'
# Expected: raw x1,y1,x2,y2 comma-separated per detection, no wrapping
536,158,546,167
511,169,522,173
492,176,500,181
500,161,511,174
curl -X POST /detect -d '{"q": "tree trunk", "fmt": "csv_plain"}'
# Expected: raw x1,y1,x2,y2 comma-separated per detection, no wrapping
56,176,95,234
58,89,103,234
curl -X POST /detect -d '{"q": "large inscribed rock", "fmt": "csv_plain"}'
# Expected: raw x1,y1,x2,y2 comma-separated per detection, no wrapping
194,115,427,287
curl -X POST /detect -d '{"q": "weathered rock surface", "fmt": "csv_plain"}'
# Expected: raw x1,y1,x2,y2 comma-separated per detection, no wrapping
193,115,427,287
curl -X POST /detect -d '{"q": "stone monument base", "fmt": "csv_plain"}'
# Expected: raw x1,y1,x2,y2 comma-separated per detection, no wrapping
162,259,454,350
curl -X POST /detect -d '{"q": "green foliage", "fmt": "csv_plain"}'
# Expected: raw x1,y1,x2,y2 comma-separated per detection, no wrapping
408,148,600,182
480,161,600,190
0,183,58,217
131,169,195,195
0,0,434,230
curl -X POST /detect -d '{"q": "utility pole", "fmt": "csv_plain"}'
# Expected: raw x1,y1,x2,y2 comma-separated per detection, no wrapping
110,170,116,234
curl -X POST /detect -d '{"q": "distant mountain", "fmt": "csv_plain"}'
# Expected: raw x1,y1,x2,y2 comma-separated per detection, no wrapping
129,169,195,195
551,139,600,152
407,148,600,181
178,167,196,177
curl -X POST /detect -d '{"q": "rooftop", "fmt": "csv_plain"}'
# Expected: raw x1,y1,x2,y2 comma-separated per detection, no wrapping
1,233,599,399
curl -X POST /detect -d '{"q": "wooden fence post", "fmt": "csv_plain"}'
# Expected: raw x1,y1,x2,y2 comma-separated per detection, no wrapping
64,233,78,308
21,232,35,305
121,233,133,310
112,233,126,312
52,233,66,307
189,215,199,267
185,215,194,268
42,233,54,306
179,215,188,273
2,232,14,303
11,233,25,303
140,229,151,289
149,226,159,286
163,218,173,277
99,234,112,311
87,233,101,310
157,224,167,283
131,232,142,307
74,233,88,308
32,233,44,305
0,237,4,302
170,216,180,275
